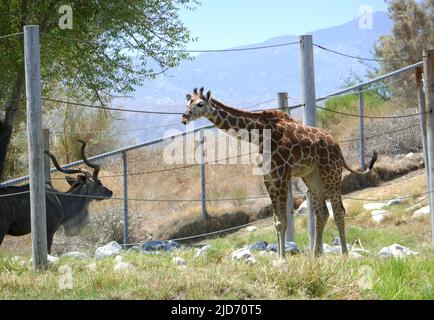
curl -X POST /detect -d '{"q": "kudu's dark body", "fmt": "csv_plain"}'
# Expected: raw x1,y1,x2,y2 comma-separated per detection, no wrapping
0,141,112,253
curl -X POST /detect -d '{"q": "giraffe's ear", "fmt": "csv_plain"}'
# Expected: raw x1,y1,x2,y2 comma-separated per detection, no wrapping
205,90,212,101
186,94,192,101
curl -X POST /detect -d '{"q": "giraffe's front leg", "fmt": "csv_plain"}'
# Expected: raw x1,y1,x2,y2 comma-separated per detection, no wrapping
274,213,287,260
270,192,288,260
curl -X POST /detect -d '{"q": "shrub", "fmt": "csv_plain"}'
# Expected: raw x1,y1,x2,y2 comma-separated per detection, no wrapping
69,206,145,245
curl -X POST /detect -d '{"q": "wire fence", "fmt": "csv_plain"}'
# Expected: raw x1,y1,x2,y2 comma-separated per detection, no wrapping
0,30,430,255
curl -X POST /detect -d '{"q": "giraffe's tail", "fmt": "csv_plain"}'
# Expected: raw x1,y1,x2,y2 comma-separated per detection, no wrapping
341,150,378,174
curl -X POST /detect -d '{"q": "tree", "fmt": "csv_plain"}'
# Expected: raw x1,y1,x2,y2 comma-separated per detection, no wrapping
0,0,198,181
375,0,434,73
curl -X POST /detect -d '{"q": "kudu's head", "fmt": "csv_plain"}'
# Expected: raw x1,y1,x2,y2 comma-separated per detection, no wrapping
45,140,113,200
182,87,214,125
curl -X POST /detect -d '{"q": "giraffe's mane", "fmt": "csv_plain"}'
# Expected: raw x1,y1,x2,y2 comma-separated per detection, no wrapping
210,98,298,123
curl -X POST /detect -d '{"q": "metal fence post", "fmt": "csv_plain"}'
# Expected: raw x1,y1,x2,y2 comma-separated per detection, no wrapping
43,128,50,183
278,92,295,243
416,67,429,192
423,49,434,251
199,129,207,230
122,151,129,246
300,34,316,252
24,25,48,270
358,87,366,169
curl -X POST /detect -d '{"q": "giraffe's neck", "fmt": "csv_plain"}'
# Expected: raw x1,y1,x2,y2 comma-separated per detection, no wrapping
205,99,265,131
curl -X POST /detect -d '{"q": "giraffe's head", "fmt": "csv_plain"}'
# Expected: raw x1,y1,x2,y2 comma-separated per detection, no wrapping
182,87,213,125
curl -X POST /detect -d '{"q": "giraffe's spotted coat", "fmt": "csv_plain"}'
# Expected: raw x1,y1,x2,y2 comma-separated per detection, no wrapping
182,88,377,258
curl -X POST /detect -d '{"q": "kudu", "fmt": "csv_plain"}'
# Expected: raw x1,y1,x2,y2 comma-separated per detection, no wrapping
0,140,113,253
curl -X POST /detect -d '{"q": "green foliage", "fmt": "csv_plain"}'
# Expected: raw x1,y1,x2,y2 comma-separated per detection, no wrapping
0,0,199,179
317,90,386,129
0,0,198,104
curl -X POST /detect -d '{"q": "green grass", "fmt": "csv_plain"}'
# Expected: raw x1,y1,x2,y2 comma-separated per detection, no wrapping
1,218,432,300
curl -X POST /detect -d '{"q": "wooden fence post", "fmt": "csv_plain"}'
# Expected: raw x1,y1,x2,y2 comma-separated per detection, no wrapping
415,66,429,192
122,151,129,246
423,49,434,251
278,92,295,243
358,87,366,169
199,129,207,231
24,25,48,270
300,34,316,252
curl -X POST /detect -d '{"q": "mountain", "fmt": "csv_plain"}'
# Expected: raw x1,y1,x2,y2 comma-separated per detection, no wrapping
114,11,392,142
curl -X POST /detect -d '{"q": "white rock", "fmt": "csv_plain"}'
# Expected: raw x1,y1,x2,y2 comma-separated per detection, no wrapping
95,241,123,259
61,251,89,259
173,256,186,266
413,206,430,218
387,197,405,207
245,226,257,232
295,200,334,216
295,200,308,215
195,245,210,257
371,210,389,223
231,247,253,261
47,255,59,263
113,255,134,272
379,244,419,259
405,152,415,158
363,203,386,211
245,256,257,265
323,244,341,254
323,244,352,254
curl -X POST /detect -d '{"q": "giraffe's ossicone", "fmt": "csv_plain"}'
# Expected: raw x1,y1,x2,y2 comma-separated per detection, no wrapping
182,87,378,258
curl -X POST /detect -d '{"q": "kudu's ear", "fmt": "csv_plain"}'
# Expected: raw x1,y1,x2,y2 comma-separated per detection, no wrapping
186,94,192,101
77,175,87,184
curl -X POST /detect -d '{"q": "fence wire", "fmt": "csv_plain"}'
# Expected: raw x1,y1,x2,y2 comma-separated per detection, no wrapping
0,42,428,254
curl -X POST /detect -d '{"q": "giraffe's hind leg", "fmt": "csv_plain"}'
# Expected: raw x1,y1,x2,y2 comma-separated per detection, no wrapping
311,192,329,256
303,170,328,257
264,176,288,260
329,193,348,255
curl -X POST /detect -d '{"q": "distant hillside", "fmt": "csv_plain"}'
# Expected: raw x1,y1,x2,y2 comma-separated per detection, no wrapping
114,11,392,142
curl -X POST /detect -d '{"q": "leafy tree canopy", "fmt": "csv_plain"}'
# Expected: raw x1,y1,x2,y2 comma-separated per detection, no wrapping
375,0,434,73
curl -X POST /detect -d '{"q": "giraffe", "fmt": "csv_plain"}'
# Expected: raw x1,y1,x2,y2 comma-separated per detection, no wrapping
181,87,377,258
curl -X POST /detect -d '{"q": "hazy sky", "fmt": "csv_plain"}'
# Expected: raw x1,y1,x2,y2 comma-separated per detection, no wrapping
180,0,389,50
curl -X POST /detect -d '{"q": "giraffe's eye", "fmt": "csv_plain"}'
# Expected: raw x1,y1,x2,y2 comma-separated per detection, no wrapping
197,101,204,108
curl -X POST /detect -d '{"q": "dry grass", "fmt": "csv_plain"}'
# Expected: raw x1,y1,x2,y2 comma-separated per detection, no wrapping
341,153,425,195
1,148,427,254
0,214,432,299
1,160,433,300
